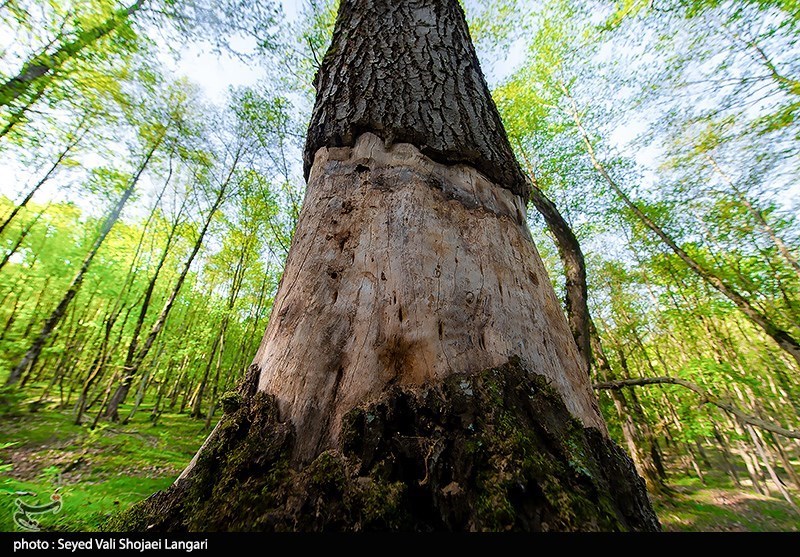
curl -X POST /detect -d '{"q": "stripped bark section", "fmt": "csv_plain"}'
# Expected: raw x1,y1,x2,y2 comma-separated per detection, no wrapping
255,133,605,461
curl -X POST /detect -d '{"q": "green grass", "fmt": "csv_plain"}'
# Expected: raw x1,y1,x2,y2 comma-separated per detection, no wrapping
1,475,174,531
0,394,207,532
652,471,800,531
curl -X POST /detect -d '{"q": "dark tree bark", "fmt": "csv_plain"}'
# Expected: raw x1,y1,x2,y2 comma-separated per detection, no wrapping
115,0,658,532
303,0,529,200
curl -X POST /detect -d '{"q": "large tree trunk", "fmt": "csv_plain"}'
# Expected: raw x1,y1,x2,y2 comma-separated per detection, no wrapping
255,0,602,462
115,0,658,531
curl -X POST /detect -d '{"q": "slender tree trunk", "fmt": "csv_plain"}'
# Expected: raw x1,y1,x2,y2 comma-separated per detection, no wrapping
79,295,139,416
38,299,99,401
110,209,181,416
90,371,119,430
125,334,168,423
74,176,172,422
517,144,591,370
0,121,86,237
559,82,800,368
124,369,151,424
6,137,161,386
738,442,766,495
75,317,116,424
168,354,189,411
686,446,706,485
712,424,742,488
709,155,800,280
613,342,669,481
103,177,229,420
0,205,47,273
694,439,711,469
22,276,50,338
190,330,222,420
192,241,248,420
589,322,671,494
179,376,194,414
768,432,800,491
150,361,172,424
609,388,669,495
119,166,182,372
0,0,145,108
0,296,19,342
746,424,799,512
202,331,226,428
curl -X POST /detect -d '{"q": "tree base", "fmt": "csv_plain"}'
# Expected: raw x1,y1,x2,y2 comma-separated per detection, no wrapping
109,358,660,532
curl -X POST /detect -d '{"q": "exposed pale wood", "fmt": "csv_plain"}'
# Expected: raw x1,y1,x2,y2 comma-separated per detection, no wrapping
253,132,606,461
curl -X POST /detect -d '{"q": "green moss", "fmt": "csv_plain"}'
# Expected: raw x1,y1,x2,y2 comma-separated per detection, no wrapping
220,391,243,414
110,359,659,532
352,478,405,526
458,360,650,531
306,450,347,490
476,480,516,530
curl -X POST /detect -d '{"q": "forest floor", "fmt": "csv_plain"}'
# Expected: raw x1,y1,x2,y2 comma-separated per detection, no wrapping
0,393,798,531
653,476,799,531
0,392,208,532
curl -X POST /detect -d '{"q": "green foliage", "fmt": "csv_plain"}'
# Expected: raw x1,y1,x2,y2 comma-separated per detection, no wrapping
489,0,800,513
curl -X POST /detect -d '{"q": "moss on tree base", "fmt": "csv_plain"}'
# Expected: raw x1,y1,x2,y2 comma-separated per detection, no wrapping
109,358,660,531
